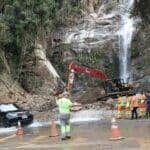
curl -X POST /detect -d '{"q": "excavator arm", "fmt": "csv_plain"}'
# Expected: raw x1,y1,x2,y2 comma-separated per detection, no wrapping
67,61,108,91
67,61,133,97
68,62,108,81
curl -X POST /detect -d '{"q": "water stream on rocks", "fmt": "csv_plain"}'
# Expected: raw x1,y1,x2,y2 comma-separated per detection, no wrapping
64,1,136,83
118,0,135,83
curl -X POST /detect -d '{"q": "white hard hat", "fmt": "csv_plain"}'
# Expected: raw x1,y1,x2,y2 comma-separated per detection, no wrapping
63,91,69,96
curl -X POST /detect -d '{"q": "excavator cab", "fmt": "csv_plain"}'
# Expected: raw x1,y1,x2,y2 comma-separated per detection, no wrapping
103,78,133,96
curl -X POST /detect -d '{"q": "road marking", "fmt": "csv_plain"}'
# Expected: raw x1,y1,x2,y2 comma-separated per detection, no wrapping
16,140,112,149
0,134,16,142
143,139,150,143
0,140,5,143
18,135,47,146
30,135,47,143
73,137,88,142
33,135,47,140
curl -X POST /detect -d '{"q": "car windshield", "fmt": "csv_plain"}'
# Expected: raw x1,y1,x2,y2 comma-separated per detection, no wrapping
0,104,18,112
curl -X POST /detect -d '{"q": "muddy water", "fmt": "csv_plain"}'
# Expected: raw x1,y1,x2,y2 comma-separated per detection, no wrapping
29,119,150,140
0,119,150,150
0,109,114,137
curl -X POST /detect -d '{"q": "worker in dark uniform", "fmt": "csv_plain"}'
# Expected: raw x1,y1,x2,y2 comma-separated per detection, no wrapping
131,95,139,119
146,92,150,118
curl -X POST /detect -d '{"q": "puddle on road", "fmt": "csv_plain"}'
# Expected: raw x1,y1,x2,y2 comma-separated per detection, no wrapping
0,127,17,135
28,121,50,128
0,119,150,150
0,109,124,137
0,109,108,136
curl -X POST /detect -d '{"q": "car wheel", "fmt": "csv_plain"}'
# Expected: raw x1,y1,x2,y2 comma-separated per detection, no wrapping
3,118,11,128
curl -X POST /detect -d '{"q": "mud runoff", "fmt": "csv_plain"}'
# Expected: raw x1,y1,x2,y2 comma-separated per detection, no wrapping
0,119,150,150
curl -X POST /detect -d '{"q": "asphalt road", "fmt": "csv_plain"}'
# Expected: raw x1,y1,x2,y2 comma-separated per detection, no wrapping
0,119,150,150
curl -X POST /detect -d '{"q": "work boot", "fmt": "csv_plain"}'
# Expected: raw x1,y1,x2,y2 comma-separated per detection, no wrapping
61,137,67,140
66,135,71,139
61,133,66,141
66,132,71,139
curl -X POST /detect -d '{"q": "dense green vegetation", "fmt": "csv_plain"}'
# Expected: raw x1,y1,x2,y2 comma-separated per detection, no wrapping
137,0,150,24
0,0,149,92
0,0,81,80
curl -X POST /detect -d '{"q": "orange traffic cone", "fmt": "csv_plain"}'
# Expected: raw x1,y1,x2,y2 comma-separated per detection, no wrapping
49,120,59,137
16,121,24,136
109,117,124,140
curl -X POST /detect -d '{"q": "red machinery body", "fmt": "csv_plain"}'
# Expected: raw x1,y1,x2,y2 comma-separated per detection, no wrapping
67,62,133,96
69,62,108,81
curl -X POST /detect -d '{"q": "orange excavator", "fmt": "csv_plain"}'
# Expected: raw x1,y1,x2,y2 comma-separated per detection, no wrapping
67,61,134,98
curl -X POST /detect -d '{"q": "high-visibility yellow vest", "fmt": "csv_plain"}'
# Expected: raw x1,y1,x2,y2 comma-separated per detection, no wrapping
122,96,127,106
56,98,73,114
126,101,130,108
117,97,122,106
126,96,132,107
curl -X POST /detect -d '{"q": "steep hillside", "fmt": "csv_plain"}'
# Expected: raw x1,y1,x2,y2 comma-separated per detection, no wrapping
0,0,149,112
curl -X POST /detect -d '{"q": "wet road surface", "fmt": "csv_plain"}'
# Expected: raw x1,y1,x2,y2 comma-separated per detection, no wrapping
0,119,150,150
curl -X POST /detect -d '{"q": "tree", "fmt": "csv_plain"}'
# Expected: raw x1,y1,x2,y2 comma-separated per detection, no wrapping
0,0,81,85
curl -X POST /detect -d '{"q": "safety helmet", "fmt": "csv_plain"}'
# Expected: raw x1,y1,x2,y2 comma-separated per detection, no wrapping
141,99,144,103
71,69,75,73
63,91,69,96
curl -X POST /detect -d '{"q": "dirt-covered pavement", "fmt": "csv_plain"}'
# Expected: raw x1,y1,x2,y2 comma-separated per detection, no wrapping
0,119,150,150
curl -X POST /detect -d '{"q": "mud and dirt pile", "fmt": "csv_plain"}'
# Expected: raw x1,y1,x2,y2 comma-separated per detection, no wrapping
0,73,56,112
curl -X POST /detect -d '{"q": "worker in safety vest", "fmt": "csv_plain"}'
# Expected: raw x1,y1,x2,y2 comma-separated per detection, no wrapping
131,95,139,119
117,95,122,118
121,96,127,118
56,91,73,140
67,69,75,91
139,92,146,118
126,96,132,118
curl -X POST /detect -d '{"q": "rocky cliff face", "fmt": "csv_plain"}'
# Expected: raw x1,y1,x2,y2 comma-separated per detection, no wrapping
0,43,59,112
131,0,150,91
0,0,149,112
131,25,150,91
52,0,150,92
64,1,118,52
